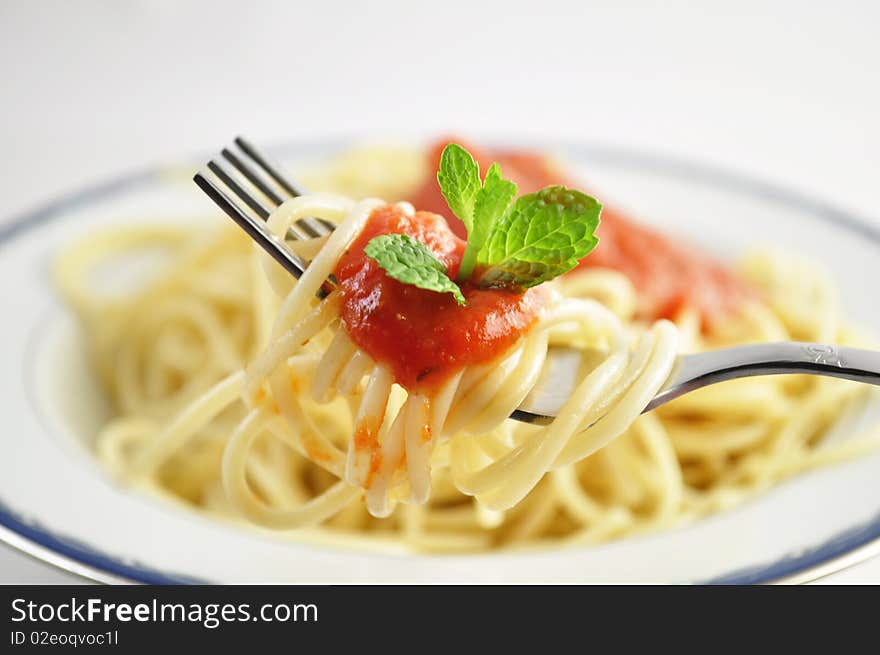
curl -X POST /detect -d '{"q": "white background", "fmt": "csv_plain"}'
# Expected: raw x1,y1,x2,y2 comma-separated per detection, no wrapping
1,0,878,583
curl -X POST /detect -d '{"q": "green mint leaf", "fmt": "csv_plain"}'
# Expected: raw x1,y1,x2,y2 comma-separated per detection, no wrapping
364,234,466,305
437,144,481,234
434,145,600,291
458,162,518,281
474,186,601,289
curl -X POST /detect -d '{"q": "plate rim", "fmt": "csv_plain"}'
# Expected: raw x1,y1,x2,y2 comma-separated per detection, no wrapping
3,136,880,585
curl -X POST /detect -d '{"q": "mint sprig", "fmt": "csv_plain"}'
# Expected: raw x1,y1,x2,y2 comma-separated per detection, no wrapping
364,234,465,305
474,186,601,289
438,145,517,282
436,143,481,231
464,162,517,280
364,144,601,303
438,143,601,291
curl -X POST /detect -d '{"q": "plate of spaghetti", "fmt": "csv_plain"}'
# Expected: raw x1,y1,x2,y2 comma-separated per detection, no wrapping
3,135,880,583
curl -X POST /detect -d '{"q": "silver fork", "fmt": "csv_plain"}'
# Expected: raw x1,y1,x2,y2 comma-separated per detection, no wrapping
194,137,880,426
193,136,336,284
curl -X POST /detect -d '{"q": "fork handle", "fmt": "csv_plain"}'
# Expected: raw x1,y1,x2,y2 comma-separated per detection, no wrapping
645,342,880,412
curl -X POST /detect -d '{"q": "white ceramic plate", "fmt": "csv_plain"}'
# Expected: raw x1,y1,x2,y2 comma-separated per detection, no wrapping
3,137,880,584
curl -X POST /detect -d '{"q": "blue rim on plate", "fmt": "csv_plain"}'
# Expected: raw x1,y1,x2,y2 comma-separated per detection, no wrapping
2,138,880,585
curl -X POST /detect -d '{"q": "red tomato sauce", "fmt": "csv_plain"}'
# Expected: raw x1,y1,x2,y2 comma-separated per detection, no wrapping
408,137,753,328
579,206,753,325
334,204,546,393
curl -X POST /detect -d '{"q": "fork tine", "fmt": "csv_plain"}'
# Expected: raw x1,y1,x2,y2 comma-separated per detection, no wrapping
295,217,324,238
207,160,271,220
221,147,286,207
195,137,339,296
209,157,319,241
227,138,335,240
194,172,308,279
234,136,306,198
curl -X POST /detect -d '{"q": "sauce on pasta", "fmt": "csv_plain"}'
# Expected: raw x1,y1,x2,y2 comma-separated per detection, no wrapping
581,206,754,326
334,204,546,392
